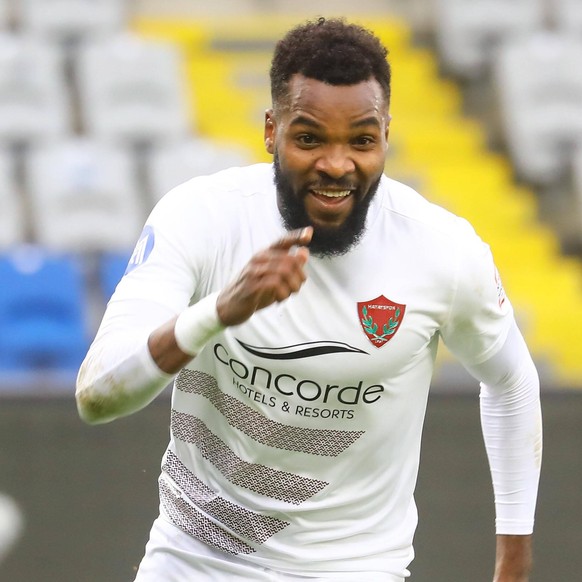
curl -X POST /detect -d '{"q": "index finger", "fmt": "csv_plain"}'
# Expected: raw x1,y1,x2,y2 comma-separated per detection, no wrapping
270,227,313,251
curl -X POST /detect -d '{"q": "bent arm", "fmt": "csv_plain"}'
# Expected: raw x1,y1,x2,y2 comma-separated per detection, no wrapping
76,228,312,424
464,321,542,581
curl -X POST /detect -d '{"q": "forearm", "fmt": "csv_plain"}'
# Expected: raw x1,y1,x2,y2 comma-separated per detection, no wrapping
76,293,225,423
476,323,542,535
76,336,173,424
464,322,542,581
494,534,532,582
76,299,180,424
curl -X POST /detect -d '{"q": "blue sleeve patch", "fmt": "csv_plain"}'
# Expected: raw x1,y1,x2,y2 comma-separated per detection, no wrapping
125,225,155,275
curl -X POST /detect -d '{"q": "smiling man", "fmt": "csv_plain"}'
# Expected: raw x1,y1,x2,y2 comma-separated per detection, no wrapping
76,18,542,582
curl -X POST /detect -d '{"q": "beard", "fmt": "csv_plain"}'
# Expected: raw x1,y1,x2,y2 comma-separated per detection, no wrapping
274,153,381,258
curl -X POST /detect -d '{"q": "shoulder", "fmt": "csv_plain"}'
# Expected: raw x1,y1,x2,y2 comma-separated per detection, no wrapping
146,163,275,229
378,176,481,246
158,163,274,211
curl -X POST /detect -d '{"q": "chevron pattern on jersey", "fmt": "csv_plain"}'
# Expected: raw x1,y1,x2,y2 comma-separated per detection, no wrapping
159,479,256,555
163,450,289,543
170,410,328,504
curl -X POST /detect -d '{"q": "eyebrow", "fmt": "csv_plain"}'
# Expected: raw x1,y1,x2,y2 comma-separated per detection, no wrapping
289,115,381,130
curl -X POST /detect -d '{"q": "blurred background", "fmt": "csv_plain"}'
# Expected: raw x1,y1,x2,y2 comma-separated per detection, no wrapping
0,0,581,580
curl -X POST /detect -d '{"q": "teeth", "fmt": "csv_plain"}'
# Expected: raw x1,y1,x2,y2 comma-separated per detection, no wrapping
313,190,351,198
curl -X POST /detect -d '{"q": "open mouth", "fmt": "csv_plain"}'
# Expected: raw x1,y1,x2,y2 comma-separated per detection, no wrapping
309,189,354,207
305,188,356,226
311,189,352,198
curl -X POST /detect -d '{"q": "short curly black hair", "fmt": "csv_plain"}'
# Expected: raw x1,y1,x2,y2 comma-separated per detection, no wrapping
270,17,391,108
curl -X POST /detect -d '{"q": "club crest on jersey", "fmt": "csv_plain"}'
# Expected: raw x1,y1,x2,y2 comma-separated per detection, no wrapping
357,295,406,348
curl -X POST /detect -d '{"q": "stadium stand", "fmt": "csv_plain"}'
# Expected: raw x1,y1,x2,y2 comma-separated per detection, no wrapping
550,0,582,33
432,0,546,79
0,246,89,372
26,138,144,252
0,33,71,142
492,31,582,186
75,32,191,143
146,137,253,202
16,0,127,42
0,147,24,249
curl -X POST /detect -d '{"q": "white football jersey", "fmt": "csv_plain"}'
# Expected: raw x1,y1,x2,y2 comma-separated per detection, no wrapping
113,163,513,578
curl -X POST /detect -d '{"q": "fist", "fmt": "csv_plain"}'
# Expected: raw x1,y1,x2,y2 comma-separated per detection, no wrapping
216,227,312,326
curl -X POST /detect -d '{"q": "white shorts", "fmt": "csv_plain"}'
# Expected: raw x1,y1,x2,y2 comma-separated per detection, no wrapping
134,516,405,582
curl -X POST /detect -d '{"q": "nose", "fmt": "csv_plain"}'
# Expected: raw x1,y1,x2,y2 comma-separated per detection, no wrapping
314,145,355,179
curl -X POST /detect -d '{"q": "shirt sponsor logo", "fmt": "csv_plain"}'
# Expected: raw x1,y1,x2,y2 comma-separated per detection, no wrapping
125,225,155,275
357,295,406,348
213,342,384,407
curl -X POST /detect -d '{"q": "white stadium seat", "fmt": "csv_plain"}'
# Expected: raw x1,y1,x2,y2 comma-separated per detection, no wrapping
550,0,582,34
75,33,191,144
0,34,71,143
433,0,546,78
147,137,253,202
493,31,582,185
0,148,25,249
0,0,9,30
17,0,128,41
27,139,144,252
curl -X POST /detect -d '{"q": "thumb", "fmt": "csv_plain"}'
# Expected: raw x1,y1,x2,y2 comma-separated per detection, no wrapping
270,226,313,251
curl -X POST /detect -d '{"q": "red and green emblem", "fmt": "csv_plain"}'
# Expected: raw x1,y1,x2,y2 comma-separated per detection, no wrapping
357,295,406,348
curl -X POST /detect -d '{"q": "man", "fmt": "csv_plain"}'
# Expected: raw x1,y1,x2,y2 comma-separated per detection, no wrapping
76,17,542,582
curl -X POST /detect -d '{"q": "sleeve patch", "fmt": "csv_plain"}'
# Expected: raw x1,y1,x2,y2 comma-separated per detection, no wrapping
125,225,155,275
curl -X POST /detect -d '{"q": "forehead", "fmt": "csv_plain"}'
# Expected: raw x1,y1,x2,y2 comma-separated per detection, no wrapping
279,74,388,127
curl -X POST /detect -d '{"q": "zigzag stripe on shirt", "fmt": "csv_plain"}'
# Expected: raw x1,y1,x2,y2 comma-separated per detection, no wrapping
163,450,289,543
171,410,328,505
159,480,256,556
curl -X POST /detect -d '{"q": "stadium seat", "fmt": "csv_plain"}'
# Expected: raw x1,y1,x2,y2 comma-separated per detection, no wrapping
17,0,128,42
433,0,545,78
75,33,191,143
0,0,9,29
27,138,144,252
0,148,25,249
146,137,253,201
550,0,582,34
493,31,582,185
0,33,71,143
0,246,89,372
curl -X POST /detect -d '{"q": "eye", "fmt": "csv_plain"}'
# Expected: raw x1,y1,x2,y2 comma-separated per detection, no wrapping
296,134,320,147
352,136,376,148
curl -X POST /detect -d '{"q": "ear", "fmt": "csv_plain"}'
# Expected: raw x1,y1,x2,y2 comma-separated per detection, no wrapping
264,109,275,154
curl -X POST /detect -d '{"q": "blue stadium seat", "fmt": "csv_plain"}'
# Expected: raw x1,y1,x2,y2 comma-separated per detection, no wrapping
99,251,130,302
0,247,89,372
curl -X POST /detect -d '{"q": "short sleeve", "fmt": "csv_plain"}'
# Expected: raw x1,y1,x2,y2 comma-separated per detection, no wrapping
440,228,514,366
